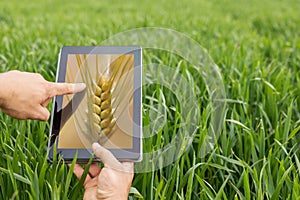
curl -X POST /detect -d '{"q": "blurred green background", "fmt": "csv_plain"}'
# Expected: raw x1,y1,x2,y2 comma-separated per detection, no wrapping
0,0,300,199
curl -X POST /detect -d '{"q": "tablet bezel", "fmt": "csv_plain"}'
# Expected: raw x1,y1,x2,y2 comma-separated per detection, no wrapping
48,46,142,163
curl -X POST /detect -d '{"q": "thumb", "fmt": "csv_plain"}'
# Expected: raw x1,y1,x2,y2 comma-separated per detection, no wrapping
49,82,86,97
92,143,122,170
37,106,50,121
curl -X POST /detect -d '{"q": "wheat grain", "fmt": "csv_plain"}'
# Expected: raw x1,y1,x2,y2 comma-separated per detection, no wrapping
93,76,116,139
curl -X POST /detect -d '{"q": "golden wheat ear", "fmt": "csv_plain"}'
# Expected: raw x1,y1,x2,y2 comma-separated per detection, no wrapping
90,54,133,142
93,76,116,140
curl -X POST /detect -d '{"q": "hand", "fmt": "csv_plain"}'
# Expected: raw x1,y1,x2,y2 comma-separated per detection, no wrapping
0,70,86,121
71,143,134,200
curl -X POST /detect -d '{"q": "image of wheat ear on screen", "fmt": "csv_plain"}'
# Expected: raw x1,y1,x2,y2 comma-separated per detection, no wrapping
64,54,134,149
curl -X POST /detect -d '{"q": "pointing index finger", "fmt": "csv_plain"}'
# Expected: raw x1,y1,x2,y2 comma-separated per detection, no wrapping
49,82,86,97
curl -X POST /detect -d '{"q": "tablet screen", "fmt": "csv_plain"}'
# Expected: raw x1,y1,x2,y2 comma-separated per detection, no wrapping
57,54,134,149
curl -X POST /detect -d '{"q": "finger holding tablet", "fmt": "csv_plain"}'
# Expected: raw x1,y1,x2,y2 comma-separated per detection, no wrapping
92,142,134,173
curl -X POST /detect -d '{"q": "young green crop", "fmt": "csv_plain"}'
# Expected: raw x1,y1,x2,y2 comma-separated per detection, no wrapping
0,0,299,199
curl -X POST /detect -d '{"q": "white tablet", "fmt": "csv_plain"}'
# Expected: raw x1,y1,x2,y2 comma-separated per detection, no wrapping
48,46,142,162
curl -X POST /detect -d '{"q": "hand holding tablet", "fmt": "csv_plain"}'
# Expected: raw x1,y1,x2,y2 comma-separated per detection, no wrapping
71,143,134,199
48,46,142,162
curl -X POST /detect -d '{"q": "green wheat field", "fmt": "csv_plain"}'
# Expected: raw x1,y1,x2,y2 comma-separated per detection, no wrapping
0,0,300,199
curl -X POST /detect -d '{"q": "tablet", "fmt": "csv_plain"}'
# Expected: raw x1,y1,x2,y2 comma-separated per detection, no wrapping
48,46,142,162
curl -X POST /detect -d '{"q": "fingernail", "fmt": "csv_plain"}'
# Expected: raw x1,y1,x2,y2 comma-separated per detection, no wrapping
73,83,86,92
92,142,101,150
